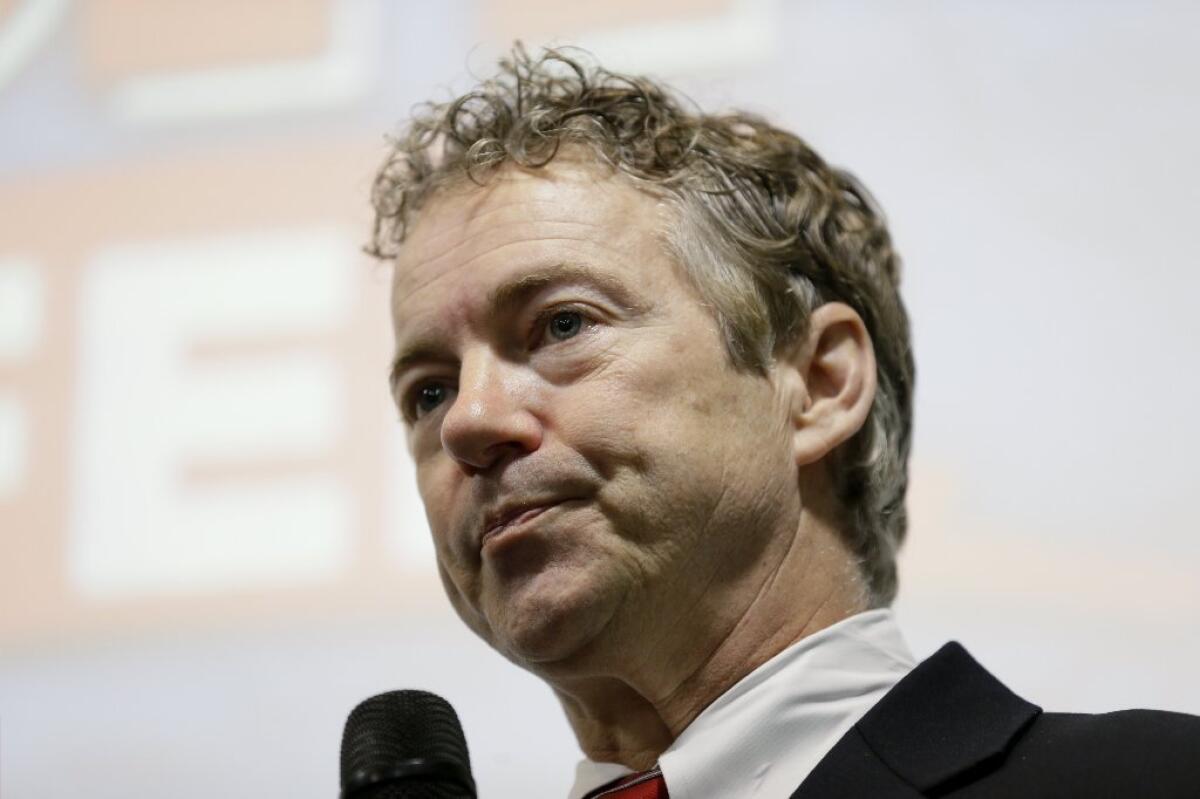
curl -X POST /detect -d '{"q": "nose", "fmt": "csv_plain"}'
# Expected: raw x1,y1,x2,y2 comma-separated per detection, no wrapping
440,350,543,472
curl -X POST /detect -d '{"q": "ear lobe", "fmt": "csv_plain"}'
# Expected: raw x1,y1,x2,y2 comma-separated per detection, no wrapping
786,302,878,467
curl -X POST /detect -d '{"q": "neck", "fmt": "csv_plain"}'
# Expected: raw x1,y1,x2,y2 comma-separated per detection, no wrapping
547,514,868,770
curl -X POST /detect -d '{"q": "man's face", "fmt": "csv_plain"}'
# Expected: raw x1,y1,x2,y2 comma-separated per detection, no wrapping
389,162,803,675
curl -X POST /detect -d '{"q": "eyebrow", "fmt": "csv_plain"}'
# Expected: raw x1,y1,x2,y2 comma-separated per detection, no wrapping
487,262,643,316
388,261,646,392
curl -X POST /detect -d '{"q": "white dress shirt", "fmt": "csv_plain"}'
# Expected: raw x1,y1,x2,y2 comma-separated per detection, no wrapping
568,609,915,798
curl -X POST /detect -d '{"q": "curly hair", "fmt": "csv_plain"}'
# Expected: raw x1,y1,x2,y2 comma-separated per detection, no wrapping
370,46,915,606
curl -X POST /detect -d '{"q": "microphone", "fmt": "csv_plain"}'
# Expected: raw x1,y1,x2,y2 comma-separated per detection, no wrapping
340,690,477,798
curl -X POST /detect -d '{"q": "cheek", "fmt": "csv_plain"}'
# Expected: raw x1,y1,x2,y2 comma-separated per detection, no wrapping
553,350,737,505
415,460,460,556
614,358,788,489
550,365,659,478
419,461,494,632
435,558,495,643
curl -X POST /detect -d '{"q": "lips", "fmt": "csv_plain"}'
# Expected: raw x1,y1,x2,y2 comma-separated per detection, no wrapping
480,500,565,548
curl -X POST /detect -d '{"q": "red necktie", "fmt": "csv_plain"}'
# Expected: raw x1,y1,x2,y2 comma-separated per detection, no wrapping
585,767,669,799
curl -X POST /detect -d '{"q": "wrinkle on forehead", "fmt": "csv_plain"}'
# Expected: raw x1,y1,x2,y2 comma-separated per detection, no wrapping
399,195,582,268
396,227,614,305
400,162,612,258
389,162,671,311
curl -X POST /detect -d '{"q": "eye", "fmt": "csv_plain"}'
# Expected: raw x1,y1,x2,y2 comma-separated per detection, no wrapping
407,380,453,421
544,310,584,342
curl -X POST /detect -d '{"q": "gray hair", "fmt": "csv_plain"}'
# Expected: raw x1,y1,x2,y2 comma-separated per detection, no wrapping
369,46,915,605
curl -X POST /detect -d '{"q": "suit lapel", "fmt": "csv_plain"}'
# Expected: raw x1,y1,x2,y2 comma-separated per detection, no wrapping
791,642,1041,798
789,724,923,798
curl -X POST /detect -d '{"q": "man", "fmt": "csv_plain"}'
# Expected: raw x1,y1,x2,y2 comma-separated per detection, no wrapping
372,48,1199,797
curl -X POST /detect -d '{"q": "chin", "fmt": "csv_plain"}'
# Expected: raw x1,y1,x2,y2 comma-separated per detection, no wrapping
490,570,623,670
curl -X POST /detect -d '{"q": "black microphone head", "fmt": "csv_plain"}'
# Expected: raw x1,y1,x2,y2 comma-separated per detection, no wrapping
340,690,476,799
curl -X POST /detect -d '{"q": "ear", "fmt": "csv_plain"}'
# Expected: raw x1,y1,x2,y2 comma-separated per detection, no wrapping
781,302,877,467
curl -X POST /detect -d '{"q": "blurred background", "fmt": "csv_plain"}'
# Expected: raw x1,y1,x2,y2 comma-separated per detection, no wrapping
2,0,1199,796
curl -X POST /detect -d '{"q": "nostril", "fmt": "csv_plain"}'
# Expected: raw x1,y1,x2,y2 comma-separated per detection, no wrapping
441,400,543,471
438,354,544,469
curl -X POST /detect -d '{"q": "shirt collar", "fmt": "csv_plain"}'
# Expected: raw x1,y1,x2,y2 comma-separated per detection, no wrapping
568,609,915,799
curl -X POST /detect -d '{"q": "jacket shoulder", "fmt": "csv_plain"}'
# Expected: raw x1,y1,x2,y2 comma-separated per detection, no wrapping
793,642,1200,799
1023,707,1200,760
959,708,1200,798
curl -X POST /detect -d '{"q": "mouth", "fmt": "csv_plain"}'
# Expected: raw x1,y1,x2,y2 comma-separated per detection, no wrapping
480,499,567,549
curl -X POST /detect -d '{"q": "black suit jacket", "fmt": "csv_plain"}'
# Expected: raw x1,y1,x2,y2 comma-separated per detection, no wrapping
791,642,1200,798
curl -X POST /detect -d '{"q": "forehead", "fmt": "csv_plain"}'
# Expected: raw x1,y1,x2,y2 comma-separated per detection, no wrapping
390,162,669,311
